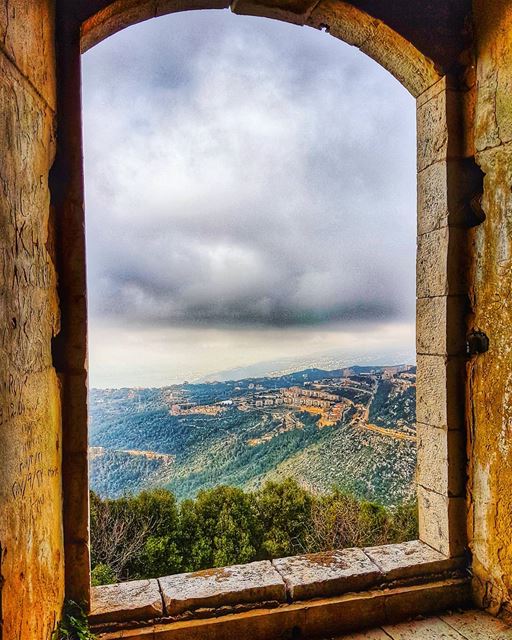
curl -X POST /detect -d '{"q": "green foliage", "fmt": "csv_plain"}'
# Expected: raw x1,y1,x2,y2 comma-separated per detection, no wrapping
128,488,182,577
386,500,419,543
179,485,261,571
304,488,419,552
255,478,312,558
358,499,390,544
90,480,418,584
90,488,182,581
91,563,116,586
141,535,182,578
52,601,96,640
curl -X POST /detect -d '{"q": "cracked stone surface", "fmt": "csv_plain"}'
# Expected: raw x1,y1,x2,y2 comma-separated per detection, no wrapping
364,540,463,580
90,579,163,624
272,548,381,600
159,560,286,615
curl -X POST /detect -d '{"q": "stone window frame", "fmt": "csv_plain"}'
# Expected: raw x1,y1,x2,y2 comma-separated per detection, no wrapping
53,0,478,621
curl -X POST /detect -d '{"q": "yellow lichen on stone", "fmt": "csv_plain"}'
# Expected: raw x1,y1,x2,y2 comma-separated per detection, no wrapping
470,0,512,614
0,2,63,637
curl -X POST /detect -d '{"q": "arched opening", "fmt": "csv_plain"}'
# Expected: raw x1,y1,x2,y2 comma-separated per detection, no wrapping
82,9,418,587
54,0,472,617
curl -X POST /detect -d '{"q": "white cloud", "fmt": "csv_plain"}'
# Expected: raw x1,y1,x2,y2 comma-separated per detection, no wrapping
81,10,416,386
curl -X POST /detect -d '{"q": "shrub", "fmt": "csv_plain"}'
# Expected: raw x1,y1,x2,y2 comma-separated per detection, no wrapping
91,563,116,587
255,478,312,558
89,480,418,583
52,601,95,640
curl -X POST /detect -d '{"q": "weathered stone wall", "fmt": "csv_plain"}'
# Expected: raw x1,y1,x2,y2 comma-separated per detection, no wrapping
468,0,512,616
0,1,64,638
1,0,512,635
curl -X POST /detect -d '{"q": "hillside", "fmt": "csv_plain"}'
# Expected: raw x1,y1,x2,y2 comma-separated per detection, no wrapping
89,364,416,505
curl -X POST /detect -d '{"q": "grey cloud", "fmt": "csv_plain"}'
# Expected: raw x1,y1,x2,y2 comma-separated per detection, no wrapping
82,10,416,330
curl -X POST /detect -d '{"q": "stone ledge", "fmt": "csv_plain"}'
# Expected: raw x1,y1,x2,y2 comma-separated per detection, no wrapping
90,541,467,628
159,561,286,615
90,579,163,625
272,547,381,601
363,540,465,580
94,579,472,639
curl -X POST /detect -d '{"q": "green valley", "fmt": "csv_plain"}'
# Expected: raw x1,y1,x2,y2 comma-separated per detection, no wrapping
89,364,417,505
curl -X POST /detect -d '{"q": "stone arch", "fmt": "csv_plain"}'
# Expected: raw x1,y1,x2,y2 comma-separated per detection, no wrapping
59,0,476,608
80,0,440,98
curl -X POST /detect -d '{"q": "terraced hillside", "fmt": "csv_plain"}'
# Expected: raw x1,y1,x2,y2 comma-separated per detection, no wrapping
89,365,416,505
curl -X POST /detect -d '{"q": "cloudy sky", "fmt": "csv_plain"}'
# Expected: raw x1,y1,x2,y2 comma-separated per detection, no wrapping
81,9,416,388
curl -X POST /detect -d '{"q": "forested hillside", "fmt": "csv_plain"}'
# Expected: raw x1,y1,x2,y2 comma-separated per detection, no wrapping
89,365,416,505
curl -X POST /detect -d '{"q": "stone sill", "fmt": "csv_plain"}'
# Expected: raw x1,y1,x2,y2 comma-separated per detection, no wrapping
93,579,471,639
90,540,468,634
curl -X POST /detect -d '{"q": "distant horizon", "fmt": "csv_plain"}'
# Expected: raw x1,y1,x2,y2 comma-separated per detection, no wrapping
89,351,416,390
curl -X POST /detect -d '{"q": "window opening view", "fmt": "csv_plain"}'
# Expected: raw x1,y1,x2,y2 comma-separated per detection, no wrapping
82,10,418,587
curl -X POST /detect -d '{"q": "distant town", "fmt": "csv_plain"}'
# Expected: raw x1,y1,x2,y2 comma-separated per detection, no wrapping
168,365,415,437
89,363,417,504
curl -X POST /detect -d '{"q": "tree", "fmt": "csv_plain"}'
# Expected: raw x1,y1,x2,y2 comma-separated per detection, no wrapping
178,485,261,571
90,491,157,581
91,563,117,587
89,481,418,584
304,488,393,552
127,489,182,578
386,501,418,543
90,488,181,581
255,478,312,558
